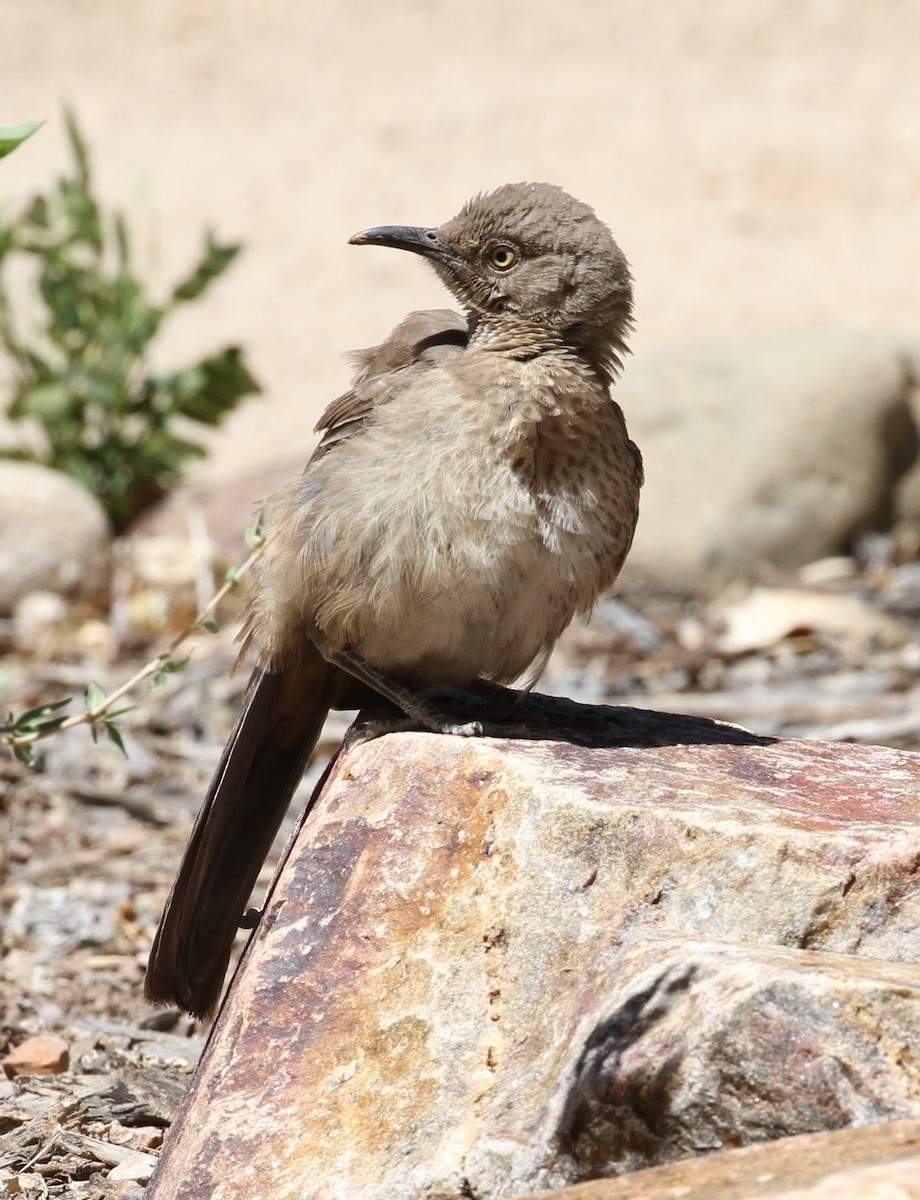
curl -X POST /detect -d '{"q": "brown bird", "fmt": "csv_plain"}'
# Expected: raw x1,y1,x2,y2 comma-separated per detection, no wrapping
144,182,643,1019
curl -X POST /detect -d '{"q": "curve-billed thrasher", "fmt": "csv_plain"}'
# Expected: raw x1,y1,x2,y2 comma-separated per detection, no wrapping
144,182,643,1018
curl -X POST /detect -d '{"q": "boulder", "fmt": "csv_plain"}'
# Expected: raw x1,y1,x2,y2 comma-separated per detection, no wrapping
134,454,307,559
0,460,111,613
543,937,920,1179
146,701,920,1199
618,327,920,592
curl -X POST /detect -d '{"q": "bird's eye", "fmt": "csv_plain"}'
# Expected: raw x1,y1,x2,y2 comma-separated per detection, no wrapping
488,244,517,271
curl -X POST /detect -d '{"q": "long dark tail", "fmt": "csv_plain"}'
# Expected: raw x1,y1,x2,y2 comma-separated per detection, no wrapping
144,647,349,1019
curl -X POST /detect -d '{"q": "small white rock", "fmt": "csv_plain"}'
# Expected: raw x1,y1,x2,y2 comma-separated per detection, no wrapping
108,1151,156,1183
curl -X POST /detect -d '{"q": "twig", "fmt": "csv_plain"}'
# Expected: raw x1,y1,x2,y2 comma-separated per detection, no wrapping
1,521,272,763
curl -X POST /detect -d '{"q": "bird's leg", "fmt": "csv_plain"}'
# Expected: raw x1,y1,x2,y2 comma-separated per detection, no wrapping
330,649,484,737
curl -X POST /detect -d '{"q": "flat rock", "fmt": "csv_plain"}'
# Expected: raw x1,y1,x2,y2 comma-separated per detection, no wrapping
108,1151,157,1183
513,1118,920,1199
1,1032,70,1078
618,326,920,591
0,461,111,613
147,714,920,1199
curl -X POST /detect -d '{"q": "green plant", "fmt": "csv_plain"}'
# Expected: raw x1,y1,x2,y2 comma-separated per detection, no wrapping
0,120,43,161
0,110,259,532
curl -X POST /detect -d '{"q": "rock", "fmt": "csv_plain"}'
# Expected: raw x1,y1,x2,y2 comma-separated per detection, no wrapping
511,1119,920,1199
0,461,111,614
548,937,920,1178
146,710,920,1199
134,454,307,558
115,532,218,637
2,1171,48,1196
709,585,912,655
70,616,119,662
107,1122,164,1151
2,1032,70,1078
107,1152,156,1183
12,589,69,656
618,327,920,592
6,881,129,957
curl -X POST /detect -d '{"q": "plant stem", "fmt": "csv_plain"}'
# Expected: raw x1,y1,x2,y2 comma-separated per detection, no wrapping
2,528,274,753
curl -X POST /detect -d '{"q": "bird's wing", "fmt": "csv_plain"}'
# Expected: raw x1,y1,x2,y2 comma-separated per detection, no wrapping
312,308,467,455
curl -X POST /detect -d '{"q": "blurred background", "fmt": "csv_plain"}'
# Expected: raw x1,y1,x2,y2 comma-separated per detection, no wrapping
5,0,918,475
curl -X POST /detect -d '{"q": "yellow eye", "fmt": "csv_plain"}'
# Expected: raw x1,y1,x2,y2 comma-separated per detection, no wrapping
489,244,516,270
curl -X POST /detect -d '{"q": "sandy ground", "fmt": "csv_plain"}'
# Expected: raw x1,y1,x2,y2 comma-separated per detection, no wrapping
3,0,919,483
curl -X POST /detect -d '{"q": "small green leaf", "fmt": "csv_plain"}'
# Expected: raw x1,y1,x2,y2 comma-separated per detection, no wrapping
85,681,107,710
103,721,128,757
169,347,260,426
245,510,266,549
21,193,49,230
170,234,240,304
33,716,70,735
0,120,43,161
224,565,239,583
13,742,36,766
201,618,219,634
14,697,72,727
105,705,135,720
63,106,92,187
114,212,131,266
162,655,189,674
149,671,167,694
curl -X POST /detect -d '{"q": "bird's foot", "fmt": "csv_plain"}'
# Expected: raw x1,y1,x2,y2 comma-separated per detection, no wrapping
343,713,418,750
331,650,485,738
344,703,482,747
416,684,487,735
428,716,484,737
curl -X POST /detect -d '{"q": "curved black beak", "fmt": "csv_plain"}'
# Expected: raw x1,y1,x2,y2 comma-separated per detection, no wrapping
348,224,454,262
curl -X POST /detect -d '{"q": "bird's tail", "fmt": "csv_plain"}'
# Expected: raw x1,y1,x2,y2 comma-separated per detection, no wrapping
144,646,348,1019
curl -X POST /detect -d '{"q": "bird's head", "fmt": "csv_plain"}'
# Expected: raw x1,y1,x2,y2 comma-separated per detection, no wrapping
350,182,633,380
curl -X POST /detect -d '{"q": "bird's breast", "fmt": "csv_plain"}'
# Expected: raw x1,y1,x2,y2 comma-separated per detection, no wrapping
256,353,640,686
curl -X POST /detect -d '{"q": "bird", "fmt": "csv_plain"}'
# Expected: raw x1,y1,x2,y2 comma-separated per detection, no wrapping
144,182,643,1019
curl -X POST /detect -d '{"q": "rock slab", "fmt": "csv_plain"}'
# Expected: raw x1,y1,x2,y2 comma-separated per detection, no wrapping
147,718,920,1200
514,1119,920,1200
